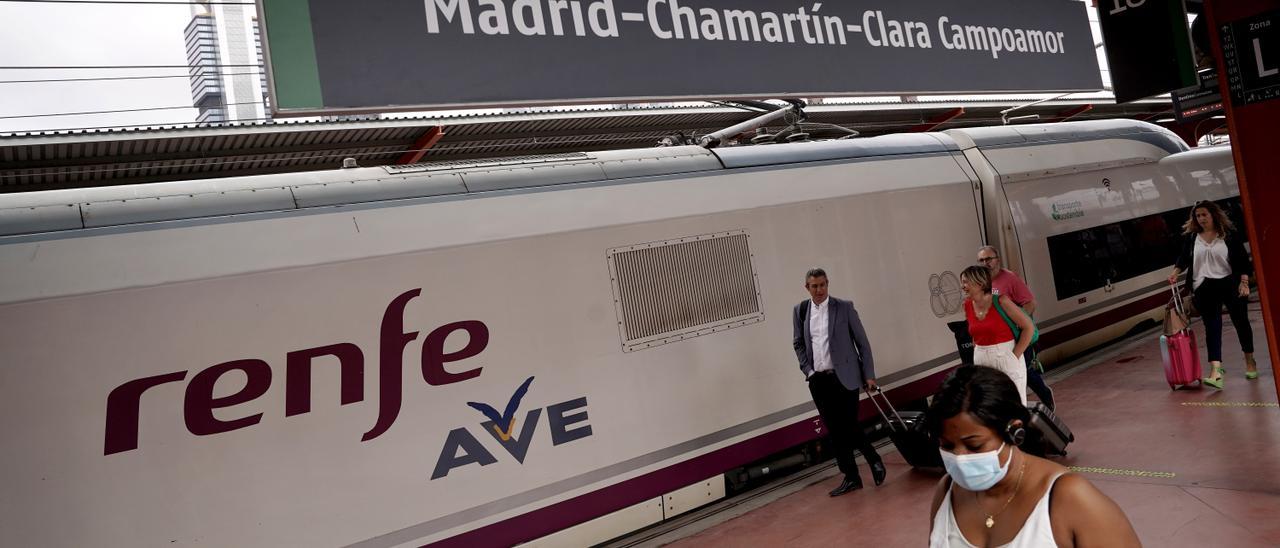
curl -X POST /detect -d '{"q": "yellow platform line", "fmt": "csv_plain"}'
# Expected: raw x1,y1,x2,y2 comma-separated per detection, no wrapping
1069,466,1176,479
1180,402,1279,408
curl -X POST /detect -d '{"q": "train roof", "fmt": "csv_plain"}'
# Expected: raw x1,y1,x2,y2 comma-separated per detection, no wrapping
944,119,1188,155
0,97,1178,193
0,120,1185,238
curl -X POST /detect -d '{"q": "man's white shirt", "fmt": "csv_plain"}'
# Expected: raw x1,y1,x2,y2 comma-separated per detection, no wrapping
809,298,834,374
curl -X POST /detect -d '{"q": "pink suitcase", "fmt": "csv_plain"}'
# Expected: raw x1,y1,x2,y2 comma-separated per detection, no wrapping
1160,329,1202,389
1160,285,1202,389
1167,286,1203,389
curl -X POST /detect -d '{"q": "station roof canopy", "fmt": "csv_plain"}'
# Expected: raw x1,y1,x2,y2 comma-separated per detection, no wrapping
0,96,1175,193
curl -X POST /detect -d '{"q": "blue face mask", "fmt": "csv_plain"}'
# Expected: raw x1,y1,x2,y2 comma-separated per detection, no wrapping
940,442,1010,491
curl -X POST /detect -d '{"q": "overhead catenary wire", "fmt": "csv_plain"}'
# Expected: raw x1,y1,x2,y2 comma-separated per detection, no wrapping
0,101,263,120
1,116,280,134
0,64,263,70
0,0,254,5
0,72,264,85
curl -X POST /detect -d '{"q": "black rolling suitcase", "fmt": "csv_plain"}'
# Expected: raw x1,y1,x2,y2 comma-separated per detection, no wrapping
947,320,975,365
868,387,942,468
1026,402,1073,457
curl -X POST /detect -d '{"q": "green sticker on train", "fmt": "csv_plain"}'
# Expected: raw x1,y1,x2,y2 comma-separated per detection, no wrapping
1051,201,1084,220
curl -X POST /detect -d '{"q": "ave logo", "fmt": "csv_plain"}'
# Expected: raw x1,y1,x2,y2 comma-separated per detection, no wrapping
431,376,593,480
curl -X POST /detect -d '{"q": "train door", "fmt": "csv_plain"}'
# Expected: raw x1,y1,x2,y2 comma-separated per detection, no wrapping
957,146,1025,274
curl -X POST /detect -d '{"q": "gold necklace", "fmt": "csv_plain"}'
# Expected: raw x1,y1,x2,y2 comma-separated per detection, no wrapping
972,296,993,320
976,453,1027,529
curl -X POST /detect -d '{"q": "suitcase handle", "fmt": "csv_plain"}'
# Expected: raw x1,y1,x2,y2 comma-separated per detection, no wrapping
867,386,907,434
1170,283,1190,328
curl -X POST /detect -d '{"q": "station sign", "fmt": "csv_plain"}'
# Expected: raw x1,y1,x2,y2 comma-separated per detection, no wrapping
1171,68,1223,123
1097,0,1198,103
1219,9,1280,107
258,0,1102,116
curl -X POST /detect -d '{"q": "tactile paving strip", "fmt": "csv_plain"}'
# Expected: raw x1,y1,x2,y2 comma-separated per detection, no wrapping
1068,466,1177,478
1179,402,1279,408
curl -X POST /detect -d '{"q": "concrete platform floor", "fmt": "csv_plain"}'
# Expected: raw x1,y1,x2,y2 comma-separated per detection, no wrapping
662,306,1279,547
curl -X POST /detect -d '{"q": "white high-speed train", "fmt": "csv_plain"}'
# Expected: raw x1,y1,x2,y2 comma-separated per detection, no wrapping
0,120,1240,547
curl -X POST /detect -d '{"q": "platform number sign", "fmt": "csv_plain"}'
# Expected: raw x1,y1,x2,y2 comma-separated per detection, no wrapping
1096,0,1197,103
1107,0,1146,15
1220,10,1280,107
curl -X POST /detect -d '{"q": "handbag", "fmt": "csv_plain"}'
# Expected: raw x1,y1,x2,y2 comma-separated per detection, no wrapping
1182,286,1199,318
993,293,1039,346
1164,287,1190,336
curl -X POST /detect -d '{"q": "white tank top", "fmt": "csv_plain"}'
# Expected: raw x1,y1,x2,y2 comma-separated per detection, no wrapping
928,473,1065,548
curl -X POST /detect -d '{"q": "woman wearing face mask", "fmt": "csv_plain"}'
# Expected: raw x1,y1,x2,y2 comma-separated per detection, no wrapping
961,265,1035,406
927,366,1140,547
1167,200,1256,388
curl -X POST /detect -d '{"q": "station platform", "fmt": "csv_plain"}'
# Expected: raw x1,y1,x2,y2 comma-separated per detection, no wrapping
621,305,1279,547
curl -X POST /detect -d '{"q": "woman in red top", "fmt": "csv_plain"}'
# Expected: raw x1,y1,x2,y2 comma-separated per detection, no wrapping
961,265,1036,405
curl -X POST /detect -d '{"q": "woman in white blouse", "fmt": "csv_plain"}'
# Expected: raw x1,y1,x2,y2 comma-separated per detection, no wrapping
1167,200,1256,388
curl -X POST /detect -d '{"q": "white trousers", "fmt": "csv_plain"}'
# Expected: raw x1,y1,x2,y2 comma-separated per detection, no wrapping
973,340,1028,406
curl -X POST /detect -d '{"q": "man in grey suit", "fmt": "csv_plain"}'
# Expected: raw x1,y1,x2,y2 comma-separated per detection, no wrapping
792,267,886,496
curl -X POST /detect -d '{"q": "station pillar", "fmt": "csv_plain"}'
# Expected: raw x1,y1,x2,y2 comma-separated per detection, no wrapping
1204,0,1280,396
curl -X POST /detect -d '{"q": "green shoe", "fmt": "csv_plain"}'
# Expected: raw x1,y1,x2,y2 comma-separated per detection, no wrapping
1246,371,1259,380
1204,365,1225,389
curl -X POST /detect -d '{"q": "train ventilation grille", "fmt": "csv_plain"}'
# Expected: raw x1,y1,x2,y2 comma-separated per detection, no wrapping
607,230,764,352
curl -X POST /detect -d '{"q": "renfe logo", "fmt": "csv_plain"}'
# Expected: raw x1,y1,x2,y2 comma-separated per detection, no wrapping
431,376,593,480
102,288,489,455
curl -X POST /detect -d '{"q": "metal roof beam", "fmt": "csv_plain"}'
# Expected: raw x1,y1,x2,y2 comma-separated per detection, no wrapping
907,108,965,132
396,126,446,165
1047,104,1094,123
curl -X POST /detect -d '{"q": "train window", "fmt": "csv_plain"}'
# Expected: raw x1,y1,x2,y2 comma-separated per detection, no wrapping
1190,170,1218,187
607,231,764,352
1130,180,1159,201
1046,197,1245,300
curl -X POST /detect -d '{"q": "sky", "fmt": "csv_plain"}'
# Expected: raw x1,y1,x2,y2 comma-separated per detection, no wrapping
0,1,199,134
0,0,1117,136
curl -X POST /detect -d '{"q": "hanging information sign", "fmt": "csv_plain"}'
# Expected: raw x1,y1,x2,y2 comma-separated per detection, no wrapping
259,0,1103,115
